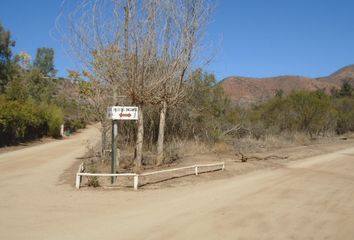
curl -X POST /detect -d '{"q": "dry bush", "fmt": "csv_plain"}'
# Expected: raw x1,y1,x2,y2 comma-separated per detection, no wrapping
232,134,294,154
262,134,293,149
213,141,230,154
163,139,211,163
233,136,267,154
283,132,311,146
85,159,100,187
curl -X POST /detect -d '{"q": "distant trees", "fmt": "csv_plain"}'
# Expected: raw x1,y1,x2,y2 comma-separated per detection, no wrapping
33,48,57,77
30,69,58,102
0,24,58,104
0,22,16,93
5,55,57,103
250,90,351,138
17,51,32,70
0,22,79,146
152,74,354,145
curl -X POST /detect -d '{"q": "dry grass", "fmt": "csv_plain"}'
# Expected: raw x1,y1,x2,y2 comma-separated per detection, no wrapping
213,142,231,154
77,131,354,189
231,132,313,154
80,130,352,179
164,139,212,160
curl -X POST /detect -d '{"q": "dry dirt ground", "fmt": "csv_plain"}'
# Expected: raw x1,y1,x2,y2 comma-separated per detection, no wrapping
0,137,55,155
1,125,354,239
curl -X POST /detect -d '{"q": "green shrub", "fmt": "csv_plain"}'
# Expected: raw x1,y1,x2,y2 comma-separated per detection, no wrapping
252,90,337,137
42,104,64,138
334,97,354,134
288,91,335,136
64,118,86,134
0,98,64,145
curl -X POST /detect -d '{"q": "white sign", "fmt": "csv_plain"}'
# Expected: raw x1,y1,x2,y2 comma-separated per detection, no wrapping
107,106,139,120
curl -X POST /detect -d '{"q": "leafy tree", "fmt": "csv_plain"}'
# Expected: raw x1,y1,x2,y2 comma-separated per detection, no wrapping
5,73,29,101
0,22,16,93
16,51,32,70
5,54,31,101
33,48,57,77
27,68,57,102
5,54,57,103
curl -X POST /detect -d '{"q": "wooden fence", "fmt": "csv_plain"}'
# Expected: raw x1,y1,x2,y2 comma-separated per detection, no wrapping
76,162,225,190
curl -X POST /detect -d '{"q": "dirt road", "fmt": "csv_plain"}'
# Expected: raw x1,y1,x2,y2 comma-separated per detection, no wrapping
1,125,354,240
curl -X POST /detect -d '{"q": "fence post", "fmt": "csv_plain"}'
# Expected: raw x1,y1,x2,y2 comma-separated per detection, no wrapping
195,166,198,175
75,173,81,189
134,175,139,190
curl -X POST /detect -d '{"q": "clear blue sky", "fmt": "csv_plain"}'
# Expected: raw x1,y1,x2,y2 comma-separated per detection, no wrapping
1,0,354,80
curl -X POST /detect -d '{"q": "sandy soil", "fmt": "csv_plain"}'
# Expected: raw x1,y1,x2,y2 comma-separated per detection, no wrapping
0,125,354,239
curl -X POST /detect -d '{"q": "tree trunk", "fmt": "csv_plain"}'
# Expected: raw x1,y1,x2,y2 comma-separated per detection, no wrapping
101,121,109,158
135,104,144,171
101,125,106,157
124,0,130,61
156,101,167,166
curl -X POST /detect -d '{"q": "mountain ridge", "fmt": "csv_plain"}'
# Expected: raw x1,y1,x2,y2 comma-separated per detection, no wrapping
220,64,354,104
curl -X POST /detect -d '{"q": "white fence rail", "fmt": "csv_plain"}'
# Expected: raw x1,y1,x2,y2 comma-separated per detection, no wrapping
76,162,225,190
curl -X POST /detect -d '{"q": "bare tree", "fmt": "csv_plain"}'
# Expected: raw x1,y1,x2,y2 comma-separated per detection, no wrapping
67,70,112,156
154,0,212,165
57,0,212,170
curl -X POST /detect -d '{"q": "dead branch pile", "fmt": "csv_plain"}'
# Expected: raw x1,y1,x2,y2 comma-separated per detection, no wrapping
236,152,288,162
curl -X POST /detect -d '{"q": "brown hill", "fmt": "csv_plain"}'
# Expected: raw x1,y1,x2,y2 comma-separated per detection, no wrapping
316,64,354,85
220,65,354,104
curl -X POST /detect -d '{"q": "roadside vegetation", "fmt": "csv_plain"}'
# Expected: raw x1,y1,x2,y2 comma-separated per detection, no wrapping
80,67,354,173
153,71,354,144
0,22,85,147
2,0,354,172
55,0,354,174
